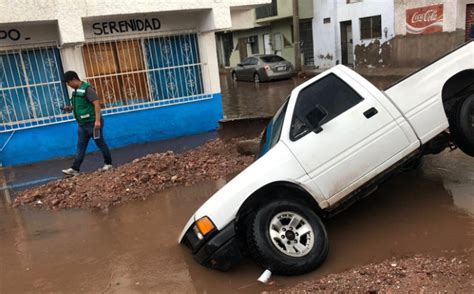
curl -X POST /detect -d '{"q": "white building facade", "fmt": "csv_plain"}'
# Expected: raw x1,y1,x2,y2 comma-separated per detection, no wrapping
0,0,269,166
312,0,395,68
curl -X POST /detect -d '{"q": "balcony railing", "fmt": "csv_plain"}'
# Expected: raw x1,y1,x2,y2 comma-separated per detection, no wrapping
256,0,278,19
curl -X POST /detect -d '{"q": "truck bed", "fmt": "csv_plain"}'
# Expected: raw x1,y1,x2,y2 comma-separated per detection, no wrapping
384,41,474,144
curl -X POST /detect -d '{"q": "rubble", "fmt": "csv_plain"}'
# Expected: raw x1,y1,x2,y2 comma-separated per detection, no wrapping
236,138,261,156
13,139,254,210
275,255,473,293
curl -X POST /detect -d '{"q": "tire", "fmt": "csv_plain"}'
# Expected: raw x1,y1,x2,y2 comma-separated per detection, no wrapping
246,199,328,275
451,94,474,156
254,72,261,83
231,71,238,81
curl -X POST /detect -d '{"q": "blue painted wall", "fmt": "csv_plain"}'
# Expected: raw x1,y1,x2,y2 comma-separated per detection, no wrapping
0,93,223,166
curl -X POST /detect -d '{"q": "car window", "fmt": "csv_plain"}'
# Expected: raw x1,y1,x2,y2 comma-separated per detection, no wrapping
290,73,364,140
261,55,285,63
249,58,259,65
258,100,289,158
241,58,251,65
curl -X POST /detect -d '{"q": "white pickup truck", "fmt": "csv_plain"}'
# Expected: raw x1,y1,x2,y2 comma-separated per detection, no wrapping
179,41,474,275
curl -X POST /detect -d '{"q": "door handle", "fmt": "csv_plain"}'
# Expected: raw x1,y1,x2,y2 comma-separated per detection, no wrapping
363,107,378,119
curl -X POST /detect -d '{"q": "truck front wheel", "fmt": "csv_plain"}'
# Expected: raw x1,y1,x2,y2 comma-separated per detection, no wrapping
451,94,474,156
246,199,328,275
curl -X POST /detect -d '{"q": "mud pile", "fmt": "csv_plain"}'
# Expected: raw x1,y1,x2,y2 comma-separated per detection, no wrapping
13,139,254,210
276,255,472,293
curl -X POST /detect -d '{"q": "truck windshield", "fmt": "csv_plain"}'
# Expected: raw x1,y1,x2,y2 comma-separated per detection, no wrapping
258,100,289,158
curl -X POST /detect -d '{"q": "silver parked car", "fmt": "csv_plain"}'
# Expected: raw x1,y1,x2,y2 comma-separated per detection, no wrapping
231,55,293,83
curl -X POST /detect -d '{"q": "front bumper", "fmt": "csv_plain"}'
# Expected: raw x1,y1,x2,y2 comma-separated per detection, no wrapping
181,221,242,271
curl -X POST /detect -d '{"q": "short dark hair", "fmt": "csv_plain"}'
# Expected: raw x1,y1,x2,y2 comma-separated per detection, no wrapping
63,71,80,83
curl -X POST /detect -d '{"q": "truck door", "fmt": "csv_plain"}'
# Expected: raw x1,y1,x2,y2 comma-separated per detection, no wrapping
285,69,412,200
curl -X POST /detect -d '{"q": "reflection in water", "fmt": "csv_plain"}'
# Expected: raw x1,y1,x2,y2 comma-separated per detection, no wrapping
421,150,474,215
0,166,12,205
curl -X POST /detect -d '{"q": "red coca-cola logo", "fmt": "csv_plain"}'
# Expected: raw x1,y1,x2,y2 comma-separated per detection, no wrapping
411,9,439,24
406,4,443,34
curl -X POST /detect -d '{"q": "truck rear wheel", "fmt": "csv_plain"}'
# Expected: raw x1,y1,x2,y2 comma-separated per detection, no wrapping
451,94,474,156
246,199,328,275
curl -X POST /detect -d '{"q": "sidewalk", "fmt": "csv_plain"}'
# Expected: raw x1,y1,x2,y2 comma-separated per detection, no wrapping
1,131,217,192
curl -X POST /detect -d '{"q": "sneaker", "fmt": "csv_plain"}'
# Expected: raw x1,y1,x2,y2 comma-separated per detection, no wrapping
99,164,113,172
62,168,80,176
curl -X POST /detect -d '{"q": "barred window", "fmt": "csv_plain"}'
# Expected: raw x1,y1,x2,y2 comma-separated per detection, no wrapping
0,46,69,131
83,33,205,110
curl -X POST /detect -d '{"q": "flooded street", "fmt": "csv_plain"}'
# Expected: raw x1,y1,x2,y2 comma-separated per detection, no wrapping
1,76,472,293
220,73,302,120
220,72,400,120
1,150,472,293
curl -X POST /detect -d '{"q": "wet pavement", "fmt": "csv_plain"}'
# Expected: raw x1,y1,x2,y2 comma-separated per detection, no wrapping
1,150,472,293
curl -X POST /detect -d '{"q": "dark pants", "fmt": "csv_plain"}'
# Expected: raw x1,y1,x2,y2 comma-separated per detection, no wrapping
71,121,112,171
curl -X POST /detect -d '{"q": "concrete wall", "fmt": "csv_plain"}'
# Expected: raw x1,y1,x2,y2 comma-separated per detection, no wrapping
313,0,395,69
389,30,465,67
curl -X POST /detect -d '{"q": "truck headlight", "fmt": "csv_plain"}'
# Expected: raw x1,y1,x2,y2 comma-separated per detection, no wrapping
193,216,216,240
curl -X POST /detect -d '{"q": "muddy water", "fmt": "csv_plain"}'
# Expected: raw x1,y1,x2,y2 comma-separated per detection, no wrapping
1,152,472,293
221,74,303,120
220,73,400,120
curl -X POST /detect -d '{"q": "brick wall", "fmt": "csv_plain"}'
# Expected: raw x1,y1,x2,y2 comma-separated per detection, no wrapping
466,4,474,41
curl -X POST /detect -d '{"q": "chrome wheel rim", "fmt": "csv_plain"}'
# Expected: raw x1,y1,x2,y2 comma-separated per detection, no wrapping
254,74,260,83
232,72,237,80
268,211,314,257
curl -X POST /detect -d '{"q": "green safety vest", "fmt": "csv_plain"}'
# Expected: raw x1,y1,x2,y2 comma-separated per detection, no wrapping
71,81,96,123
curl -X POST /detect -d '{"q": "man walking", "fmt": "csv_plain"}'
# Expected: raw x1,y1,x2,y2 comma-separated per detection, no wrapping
61,71,113,176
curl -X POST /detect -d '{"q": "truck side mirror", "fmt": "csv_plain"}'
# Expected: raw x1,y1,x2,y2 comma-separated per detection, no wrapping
237,63,243,67
306,104,329,134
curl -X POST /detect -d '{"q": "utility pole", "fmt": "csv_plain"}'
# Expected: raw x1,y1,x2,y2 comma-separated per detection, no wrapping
292,0,301,72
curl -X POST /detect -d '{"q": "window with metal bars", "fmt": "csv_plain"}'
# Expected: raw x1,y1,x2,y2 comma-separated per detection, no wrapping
0,45,69,132
256,0,278,19
82,33,206,113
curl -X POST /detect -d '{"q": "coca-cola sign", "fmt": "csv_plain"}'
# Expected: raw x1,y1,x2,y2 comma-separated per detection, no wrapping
406,4,443,34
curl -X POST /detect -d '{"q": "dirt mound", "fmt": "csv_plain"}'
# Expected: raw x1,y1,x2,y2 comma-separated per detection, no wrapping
13,139,254,210
275,255,473,293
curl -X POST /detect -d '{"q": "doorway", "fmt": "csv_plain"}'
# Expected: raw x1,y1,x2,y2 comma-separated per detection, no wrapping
340,21,353,66
263,34,272,54
238,38,248,62
221,32,233,67
300,20,314,66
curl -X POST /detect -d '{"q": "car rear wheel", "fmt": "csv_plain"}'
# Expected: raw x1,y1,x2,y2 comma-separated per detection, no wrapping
246,199,328,275
254,72,261,83
451,94,474,156
231,71,238,81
